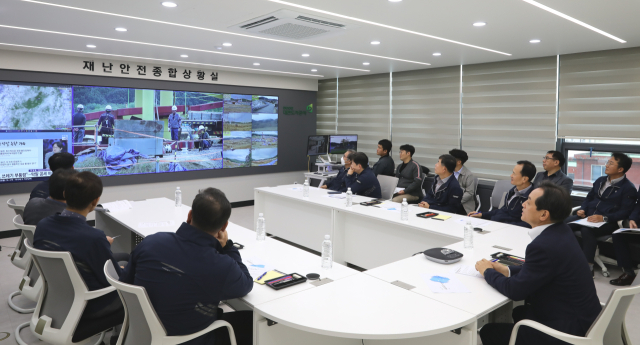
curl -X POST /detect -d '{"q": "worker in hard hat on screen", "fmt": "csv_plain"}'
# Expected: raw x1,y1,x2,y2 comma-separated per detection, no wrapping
97,105,115,137
73,104,86,143
198,125,211,150
168,105,182,141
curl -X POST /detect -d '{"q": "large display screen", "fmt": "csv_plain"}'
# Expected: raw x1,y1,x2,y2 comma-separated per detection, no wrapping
0,81,278,183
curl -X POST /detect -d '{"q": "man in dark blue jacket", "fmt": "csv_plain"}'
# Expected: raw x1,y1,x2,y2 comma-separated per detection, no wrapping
34,171,126,319
121,188,253,345
568,152,637,275
476,182,601,345
29,152,75,200
469,161,536,228
419,154,463,213
344,152,382,198
321,150,355,192
610,186,640,286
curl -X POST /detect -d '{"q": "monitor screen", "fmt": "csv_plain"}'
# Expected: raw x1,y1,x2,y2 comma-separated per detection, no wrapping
329,135,357,154
0,81,279,184
307,135,328,156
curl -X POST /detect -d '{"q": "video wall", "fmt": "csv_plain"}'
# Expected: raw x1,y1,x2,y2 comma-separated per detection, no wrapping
0,82,278,183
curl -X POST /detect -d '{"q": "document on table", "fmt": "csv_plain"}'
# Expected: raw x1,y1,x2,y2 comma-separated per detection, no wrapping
450,265,484,278
325,194,346,199
455,217,489,227
245,257,275,279
570,218,607,228
421,273,470,293
394,187,405,194
101,200,133,213
613,228,640,235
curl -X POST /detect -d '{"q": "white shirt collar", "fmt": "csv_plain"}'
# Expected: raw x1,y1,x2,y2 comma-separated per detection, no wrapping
528,223,553,240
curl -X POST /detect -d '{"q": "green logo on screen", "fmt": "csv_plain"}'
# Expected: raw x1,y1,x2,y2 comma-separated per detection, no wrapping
306,104,313,113
283,104,313,116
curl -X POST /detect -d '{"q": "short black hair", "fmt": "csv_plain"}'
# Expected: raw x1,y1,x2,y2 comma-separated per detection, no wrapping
399,144,415,157
439,154,457,174
535,181,572,223
378,139,392,154
191,188,232,233
611,152,633,173
53,141,64,150
48,152,75,171
516,160,537,183
65,171,103,210
49,169,77,201
546,150,566,167
346,149,356,162
352,152,369,167
448,149,469,165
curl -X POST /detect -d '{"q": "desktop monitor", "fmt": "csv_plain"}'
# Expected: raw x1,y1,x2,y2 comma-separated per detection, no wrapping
307,135,328,156
329,135,358,155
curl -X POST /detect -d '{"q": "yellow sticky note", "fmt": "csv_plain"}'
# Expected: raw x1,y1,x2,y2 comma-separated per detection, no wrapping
433,214,452,221
254,271,285,285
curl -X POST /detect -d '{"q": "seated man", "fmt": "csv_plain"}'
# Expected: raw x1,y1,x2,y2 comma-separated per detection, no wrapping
198,126,211,150
321,149,355,191
122,188,253,345
344,152,382,198
30,152,75,200
532,150,573,193
449,148,477,214
392,144,423,203
568,152,637,276
610,186,640,286
372,139,395,177
476,182,601,345
419,154,463,213
34,171,126,319
23,169,76,226
470,161,536,228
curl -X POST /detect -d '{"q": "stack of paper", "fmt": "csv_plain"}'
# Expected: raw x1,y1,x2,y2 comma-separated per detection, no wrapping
101,200,133,213
570,218,606,228
613,228,640,234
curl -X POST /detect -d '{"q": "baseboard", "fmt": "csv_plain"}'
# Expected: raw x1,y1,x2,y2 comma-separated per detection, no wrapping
0,229,21,239
231,200,254,208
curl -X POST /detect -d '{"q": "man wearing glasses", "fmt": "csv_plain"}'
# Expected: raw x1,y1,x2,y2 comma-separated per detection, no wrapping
568,153,637,277
533,151,573,193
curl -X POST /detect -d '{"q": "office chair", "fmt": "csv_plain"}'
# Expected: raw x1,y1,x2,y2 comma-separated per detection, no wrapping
7,198,25,217
9,215,38,313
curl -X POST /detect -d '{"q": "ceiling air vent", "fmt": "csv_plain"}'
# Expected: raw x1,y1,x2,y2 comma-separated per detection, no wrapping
230,9,352,41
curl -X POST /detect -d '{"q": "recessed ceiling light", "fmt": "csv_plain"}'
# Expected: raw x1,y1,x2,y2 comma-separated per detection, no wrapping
363,62,370,65
253,62,260,66
115,27,127,32
521,0,625,43
161,2,177,7
388,0,402,2
180,54,188,58
370,41,380,45
432,52,441,56
86,44,96,48
311,69,318,72
222,42,232,47
267,0,511,56
529,39,541,43
301,53,310,57
473,22,486,27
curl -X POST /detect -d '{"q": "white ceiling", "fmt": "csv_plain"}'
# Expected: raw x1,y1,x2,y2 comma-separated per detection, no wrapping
0,0,638,80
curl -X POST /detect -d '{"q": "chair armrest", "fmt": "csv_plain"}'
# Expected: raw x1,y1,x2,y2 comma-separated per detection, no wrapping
84,286,116,300
164,320,236,345
509,320,590,345
571,206,581,215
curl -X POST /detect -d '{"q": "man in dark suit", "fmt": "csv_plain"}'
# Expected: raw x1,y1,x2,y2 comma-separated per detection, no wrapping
29,152,75,200
321,150,355,192
476,182,601,345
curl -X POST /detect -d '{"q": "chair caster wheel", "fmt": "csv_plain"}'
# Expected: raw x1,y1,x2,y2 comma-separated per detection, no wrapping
602,271,610,277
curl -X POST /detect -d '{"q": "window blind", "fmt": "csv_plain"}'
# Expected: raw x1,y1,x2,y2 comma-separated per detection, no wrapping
391,66,461,169
316,78,338,136
461,57,557,180
558,47,640,140
337,74,390,163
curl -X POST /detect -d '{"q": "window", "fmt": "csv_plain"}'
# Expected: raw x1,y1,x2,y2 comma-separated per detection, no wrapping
566,149,640,189
590,165,605,182
567,172,575,180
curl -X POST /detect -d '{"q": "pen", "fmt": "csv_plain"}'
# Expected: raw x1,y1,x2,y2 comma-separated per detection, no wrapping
111,235,121,239
372,206,380,208
491,259,499,262
469,212,479,216
256,272,267,281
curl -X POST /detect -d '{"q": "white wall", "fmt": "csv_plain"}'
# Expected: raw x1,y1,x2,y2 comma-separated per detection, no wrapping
2,170,304,232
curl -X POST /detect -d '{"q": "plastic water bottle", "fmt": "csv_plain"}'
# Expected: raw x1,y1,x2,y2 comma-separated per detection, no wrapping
346,188,353,207
256,213,266,241
464,220,474,249
321,235,333,269
303,179,310,198
401,198,409,221
175,187,182,207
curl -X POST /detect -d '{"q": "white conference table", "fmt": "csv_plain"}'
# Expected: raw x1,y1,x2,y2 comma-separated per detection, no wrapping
97,196,533,345
254,185,513,269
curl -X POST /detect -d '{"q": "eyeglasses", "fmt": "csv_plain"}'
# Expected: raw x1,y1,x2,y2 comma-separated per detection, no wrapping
605,161,618,166
542,156,556,161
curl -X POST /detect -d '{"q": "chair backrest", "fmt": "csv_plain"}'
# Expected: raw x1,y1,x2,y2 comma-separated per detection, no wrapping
24,239,94,345
472,176,480,211
104,261,166,345
377,175,399,200
11,215,36,269
20,254,43,303
491,180,513,209
7,198,25,217
585,275,640,345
